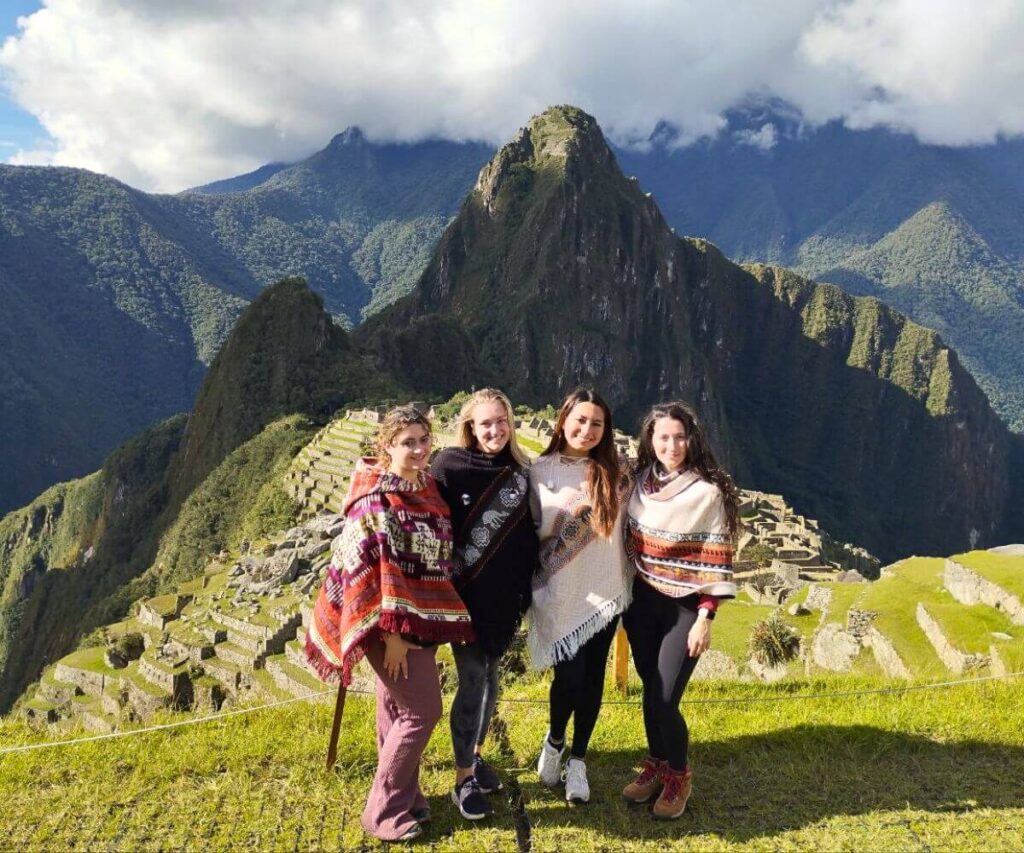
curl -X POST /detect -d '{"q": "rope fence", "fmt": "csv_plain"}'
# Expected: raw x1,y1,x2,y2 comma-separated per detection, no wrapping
2,669,1021,757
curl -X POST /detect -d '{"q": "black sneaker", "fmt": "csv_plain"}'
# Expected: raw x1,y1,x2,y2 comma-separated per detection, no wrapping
411,806,431,825
473,756,503,793
451,776,494,820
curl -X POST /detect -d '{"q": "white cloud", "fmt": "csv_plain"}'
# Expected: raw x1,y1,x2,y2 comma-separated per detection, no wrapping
1,0,1022,191
734,123,778,151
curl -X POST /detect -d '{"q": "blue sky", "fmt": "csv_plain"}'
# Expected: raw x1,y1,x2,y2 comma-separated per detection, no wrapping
0,0,47,158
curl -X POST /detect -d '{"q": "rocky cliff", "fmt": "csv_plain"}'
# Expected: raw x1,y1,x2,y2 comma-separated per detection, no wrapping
360,106,1022,560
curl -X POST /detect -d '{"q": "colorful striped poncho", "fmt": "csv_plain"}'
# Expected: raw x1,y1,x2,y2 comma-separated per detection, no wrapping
626,466,737,600
305,459,474,686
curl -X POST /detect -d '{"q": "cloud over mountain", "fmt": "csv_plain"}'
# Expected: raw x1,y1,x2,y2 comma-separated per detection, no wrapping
3,0,1023,191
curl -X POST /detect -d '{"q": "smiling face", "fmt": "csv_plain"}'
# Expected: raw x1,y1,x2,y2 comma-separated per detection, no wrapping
470,400,510,455
651,416,688,472
562,402,605,457
387,424,432,480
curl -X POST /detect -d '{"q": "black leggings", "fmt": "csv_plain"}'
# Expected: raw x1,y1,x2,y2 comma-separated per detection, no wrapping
548,618,619,759
622,578,701,771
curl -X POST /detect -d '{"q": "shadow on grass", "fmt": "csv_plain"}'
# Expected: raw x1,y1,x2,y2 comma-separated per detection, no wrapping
516,725,1024,843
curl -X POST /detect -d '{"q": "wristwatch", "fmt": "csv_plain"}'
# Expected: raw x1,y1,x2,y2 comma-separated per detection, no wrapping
698,608,716,621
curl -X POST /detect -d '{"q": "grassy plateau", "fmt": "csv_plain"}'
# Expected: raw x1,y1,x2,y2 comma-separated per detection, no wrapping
1,669,1022,851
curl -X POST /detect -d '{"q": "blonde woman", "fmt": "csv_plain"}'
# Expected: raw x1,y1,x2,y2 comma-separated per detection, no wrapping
429,389,538,820
306,405,474,842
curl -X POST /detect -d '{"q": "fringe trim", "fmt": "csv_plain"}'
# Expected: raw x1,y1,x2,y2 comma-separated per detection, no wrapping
528,588,632,670
377,611,476,645
304,633,345,686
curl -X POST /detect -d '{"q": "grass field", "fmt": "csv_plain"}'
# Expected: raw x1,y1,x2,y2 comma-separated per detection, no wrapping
861,558,1022,678
953,551,1024,600
2,671,1023,851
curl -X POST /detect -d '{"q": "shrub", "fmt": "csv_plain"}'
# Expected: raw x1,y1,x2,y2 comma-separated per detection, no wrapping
109,632,145,662
430,391,471,426
748,614,800,667
747,572,777,594
741,542,777,570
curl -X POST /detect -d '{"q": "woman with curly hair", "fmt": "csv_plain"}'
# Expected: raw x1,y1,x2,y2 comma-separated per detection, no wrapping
620,401,738,820
305,405,474,842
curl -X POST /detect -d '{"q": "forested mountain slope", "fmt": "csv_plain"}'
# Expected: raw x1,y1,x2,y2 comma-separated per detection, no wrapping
360,106,1024,561
616,112,1024,429
0,279,394,712
0,135,484,513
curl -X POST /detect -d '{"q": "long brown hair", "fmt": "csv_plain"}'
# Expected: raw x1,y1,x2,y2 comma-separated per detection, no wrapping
543,388,620,538
375,405,432,467
636,401,740,537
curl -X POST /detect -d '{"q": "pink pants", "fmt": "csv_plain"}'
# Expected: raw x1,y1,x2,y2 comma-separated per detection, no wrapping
360,640,443,841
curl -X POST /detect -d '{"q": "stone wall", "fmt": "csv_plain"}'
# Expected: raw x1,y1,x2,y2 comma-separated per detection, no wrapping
916,603,989,674
846,609,878,639
691,650,739,681
804,585,832,613
862,627,911,679
53,663,108,698
811,622,860,671
124,678,172,718
943,560,1024,625
138,657,187,696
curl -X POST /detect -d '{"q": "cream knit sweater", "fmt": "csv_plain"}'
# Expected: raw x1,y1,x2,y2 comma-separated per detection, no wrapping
626,467,736,599
526,453,632,669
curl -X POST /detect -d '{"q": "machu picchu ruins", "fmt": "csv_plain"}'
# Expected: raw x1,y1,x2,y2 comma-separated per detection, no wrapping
16,406,1024,736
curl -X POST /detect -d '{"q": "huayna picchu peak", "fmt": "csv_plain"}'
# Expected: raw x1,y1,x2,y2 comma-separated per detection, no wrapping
358,105,1024,562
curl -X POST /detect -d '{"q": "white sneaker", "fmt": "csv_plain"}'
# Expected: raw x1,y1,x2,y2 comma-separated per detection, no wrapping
563,757,590,804
537,733,565,787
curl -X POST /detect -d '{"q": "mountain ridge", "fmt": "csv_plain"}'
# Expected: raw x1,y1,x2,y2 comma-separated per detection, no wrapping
358,106,1022,560
0,278,393,712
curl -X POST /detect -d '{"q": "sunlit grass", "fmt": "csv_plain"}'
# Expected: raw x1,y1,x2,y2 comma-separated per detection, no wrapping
2,672,1023,851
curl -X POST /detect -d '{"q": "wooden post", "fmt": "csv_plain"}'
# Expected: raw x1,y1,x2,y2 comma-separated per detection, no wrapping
325,682,347,771
613,624,630,695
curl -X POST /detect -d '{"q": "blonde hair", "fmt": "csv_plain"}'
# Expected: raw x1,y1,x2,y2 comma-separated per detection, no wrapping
375,405,432,467
454,389,529,466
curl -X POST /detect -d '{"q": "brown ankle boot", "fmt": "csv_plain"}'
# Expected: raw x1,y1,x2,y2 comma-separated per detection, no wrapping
622,756,664,803
652,767,692,820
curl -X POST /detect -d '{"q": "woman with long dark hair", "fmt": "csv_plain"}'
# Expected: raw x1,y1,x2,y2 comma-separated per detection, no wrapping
620,401,738,819
305,406,474,842
528,388,631,804
429,389,538,820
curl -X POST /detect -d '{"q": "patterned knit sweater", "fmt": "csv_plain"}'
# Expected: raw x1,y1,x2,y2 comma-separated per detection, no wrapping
527,454,632,669
305,459,474,686
430,446,538,657
626,466,736,601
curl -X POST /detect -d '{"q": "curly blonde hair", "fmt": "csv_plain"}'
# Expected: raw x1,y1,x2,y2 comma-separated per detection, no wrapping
374,405,432,467
454,388,529,465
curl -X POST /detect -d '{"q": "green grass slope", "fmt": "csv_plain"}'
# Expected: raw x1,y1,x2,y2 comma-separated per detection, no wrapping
953,550,1024,600
1,674,1022,850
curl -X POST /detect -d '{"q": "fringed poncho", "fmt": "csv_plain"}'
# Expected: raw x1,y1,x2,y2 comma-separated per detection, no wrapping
305,459,474,686
526,454,632,670
626,466,737,600
430,446,538,657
